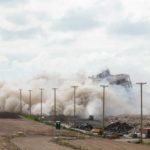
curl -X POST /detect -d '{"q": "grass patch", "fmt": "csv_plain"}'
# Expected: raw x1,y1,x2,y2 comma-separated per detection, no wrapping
21,114,55,126
21,114,41,122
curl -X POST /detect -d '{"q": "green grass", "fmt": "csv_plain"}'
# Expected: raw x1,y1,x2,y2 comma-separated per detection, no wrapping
20,114,40,122
21,114,59,130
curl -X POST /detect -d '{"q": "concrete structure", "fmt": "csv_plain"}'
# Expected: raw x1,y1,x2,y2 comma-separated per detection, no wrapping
89,69,132,88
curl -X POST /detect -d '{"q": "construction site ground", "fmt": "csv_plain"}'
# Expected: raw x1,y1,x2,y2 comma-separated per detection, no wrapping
0,117,150,150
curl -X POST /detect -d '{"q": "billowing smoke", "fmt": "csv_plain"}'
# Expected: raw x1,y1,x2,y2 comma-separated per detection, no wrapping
0,73,150,119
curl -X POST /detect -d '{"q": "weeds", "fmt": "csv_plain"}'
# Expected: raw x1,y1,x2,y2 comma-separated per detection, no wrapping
20,114,40,122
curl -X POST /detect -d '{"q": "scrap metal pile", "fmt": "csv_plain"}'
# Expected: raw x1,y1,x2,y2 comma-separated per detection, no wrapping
76,123,93,131
105,122,133,134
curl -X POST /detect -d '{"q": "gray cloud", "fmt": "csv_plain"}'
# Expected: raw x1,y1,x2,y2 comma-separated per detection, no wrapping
52,0,122,32
7,12,49,27
0,0,27,5
7,13,28,25
0,0,150,82
53,10,101,31
0,27,43,40
109,20,150,36
33,12,50,22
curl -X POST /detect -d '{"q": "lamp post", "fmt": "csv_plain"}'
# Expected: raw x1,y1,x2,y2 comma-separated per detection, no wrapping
71,86,78,127
136,82,147,143
100,85,108,133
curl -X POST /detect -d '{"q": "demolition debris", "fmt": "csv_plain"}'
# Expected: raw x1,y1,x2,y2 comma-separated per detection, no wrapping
89,69,132,87
76,123,93,131
104,122,133,134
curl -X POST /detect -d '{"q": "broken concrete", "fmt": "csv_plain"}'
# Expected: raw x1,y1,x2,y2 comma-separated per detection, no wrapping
89,69,132,87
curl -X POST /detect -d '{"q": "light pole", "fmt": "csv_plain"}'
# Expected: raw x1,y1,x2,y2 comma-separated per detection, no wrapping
29,90,32,116
40,88,44,118
53,88,57,121
136,82,147,143
19,89,22,113
72,86,78,127
100,85,108,133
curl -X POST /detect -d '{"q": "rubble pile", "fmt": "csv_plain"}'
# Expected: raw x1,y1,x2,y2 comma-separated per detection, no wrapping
76,123,93,131
89,69,132,87
105,115,150,129
105,122,133,134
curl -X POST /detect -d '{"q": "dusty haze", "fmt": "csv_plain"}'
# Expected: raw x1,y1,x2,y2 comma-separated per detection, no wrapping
0,73,150,119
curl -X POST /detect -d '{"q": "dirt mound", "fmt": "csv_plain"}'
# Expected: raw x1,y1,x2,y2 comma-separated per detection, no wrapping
0,112,20,119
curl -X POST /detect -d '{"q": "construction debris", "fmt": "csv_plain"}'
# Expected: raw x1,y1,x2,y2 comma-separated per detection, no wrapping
76,123,93,131
89,69,132,87
105,122,133,134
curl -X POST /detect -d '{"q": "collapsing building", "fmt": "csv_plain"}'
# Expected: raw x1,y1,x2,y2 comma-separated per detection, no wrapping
89,69,132,87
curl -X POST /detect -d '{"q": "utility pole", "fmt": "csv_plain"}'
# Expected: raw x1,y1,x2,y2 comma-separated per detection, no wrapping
29,90,32,116
100,85,108,133
19,89,22,114
71,86,78,127
53,88,57,122
136,82,147,143
40,88,44,118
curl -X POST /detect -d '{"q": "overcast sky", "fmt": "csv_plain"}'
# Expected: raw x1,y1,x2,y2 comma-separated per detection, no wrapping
0,0,150,82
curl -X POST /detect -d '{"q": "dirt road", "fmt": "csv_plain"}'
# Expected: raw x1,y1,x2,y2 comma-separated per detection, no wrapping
0,118,149,150
0,118,54,136
12,136,72,150
0,118,72,150
61,138,150,150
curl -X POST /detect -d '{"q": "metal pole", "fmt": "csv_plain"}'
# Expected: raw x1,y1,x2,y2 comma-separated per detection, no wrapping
72,86,78,127
29,90,32,116
141,84,143,143
53,88,57,121
40,88,44,118
19,89,22,114
100,85,108,133
136,82,147,143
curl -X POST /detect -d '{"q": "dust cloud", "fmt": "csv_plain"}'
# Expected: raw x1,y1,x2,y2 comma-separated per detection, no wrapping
0,73,149,119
